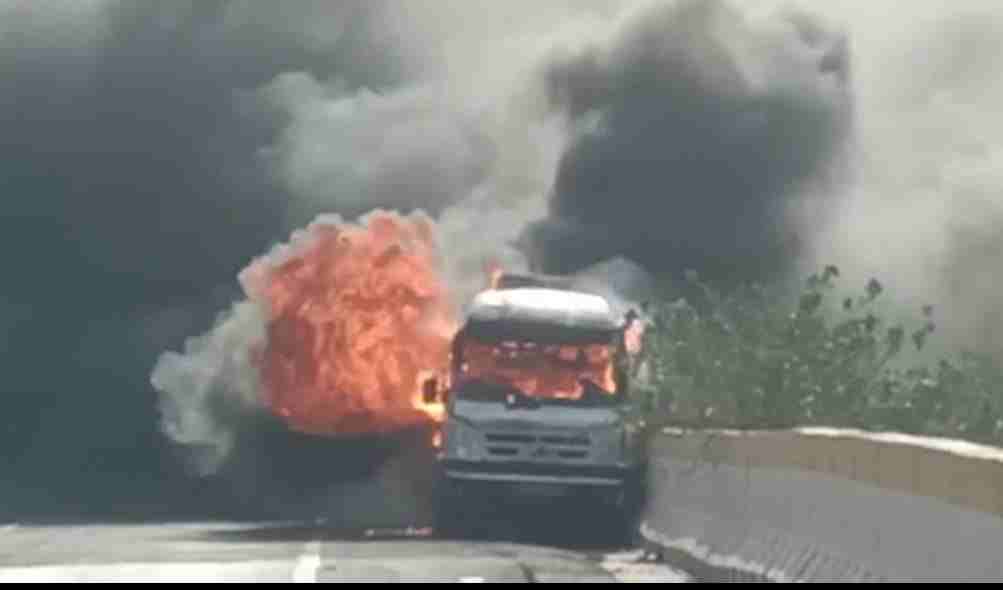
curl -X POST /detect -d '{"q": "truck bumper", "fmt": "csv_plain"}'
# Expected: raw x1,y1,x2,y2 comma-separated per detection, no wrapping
440,459,635,487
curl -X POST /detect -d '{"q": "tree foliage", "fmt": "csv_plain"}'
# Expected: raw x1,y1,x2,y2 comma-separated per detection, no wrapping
636,268,1003,447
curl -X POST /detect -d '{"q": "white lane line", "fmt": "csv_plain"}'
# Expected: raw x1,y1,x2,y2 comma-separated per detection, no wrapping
458,577,485,583
0,560,291,583
292,540,322,583
600,550,692,583
0,525,18,534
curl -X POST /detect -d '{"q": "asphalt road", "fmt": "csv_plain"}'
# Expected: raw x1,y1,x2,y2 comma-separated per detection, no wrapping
0,521,689,582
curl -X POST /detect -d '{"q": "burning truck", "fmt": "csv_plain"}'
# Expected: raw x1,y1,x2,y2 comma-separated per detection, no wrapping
157,212,648,531
424,272,648,538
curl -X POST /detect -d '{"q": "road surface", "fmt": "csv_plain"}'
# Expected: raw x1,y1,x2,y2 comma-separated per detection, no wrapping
0,521,689,582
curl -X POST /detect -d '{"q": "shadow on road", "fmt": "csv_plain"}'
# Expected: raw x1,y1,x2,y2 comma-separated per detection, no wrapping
195,495,636,554
5,422,638,555
203,523,435,544
437,498,638,551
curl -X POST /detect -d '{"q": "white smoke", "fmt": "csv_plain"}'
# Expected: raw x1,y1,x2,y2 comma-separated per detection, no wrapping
151,301,267,475
254,73,495,228
787,0,1003,354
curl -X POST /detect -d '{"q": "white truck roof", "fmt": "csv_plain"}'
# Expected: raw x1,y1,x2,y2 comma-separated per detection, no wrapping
467,287,622,332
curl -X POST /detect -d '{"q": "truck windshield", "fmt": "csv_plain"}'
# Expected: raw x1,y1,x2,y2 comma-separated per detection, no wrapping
454,337,618,401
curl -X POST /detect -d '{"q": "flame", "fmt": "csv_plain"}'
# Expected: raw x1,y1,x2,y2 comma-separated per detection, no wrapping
239,227,630,440
458,339,617,399
485,260,504,290
241,211,456,436
411,369,447,423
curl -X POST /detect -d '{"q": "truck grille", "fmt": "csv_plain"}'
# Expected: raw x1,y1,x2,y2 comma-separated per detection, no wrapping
483,431,592,461
485,433,536,444
540,435,589,446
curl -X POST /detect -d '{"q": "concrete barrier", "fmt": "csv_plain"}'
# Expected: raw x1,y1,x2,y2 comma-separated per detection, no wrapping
640,427,1003,582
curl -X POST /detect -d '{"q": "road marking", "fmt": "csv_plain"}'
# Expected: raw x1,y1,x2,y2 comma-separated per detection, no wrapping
600,550,692,583
458,577,485,583
293,541,322,583
0,560,291,583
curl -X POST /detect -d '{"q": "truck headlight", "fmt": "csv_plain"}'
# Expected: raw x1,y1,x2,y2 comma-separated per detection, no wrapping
444,418,480,460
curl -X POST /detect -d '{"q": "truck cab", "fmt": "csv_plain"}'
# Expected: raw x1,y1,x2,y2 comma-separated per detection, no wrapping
428,275,647,537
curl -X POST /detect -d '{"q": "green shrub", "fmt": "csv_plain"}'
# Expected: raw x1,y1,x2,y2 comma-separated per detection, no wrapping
637,267,1003,447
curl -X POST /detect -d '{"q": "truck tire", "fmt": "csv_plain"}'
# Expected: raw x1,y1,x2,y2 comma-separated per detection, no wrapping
433,479,490,540
611,469,646,546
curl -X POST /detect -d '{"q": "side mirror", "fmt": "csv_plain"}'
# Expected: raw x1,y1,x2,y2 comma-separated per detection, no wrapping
422,377,439,404
623,311,644,356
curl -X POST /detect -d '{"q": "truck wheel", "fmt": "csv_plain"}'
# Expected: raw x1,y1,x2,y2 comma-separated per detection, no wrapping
434,479,477,539
435,479,502,540
612,471,646,546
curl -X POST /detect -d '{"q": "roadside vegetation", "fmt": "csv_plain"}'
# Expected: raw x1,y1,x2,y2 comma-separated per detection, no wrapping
636,266,1003,448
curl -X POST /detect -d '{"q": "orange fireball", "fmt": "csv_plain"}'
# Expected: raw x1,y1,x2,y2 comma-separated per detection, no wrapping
241,210,456,437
